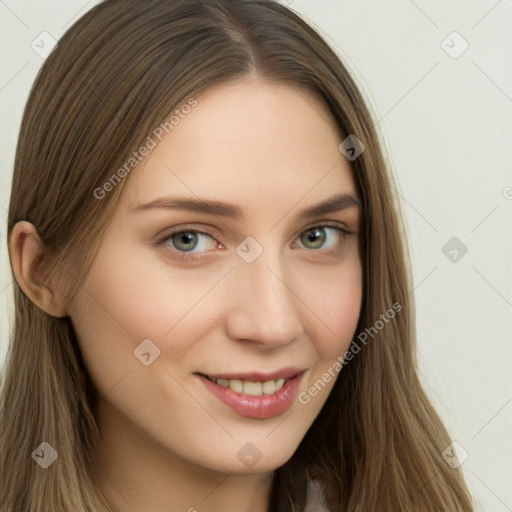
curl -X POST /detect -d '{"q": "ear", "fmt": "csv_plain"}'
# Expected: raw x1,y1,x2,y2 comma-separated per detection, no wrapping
8,221,68,318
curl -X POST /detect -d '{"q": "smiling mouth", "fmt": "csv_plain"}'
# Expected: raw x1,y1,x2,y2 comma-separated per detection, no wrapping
202,374,290,396
197,370,304,419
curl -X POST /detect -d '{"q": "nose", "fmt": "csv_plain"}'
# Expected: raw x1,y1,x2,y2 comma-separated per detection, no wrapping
224,247,305,349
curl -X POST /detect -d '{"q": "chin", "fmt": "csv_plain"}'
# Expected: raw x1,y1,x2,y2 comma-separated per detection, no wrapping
196,440,301,475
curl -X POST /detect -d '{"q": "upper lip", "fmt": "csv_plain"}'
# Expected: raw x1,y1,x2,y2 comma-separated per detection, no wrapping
198,367,306,382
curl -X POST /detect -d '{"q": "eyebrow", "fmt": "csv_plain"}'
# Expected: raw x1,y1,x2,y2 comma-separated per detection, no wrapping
132,192,361,220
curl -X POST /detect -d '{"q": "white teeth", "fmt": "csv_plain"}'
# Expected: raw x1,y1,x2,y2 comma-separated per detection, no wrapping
243,381,262,396
229,379,243,393
262,380,275,394
211,376,288,396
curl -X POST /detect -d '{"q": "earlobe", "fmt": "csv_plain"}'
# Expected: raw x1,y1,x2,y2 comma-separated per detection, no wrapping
8,221,68,318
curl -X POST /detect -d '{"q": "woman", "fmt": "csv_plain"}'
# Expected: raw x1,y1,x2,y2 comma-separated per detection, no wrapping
0,0,474,510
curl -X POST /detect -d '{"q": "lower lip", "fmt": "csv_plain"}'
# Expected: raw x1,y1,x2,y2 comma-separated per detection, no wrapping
198,374,302,419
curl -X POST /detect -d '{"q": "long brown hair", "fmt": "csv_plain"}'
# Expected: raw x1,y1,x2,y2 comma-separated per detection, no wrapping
1,0,474,510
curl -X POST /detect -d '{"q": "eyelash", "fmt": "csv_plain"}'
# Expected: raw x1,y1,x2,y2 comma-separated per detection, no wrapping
155,222,351,262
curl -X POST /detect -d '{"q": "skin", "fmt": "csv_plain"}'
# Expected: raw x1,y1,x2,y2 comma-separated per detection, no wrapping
10,77,362,512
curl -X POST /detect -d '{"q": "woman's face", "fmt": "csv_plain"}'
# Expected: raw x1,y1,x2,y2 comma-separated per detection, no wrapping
70,79,362,477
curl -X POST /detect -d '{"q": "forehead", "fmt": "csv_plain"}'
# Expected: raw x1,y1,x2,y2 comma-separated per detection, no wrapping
122,79,357,218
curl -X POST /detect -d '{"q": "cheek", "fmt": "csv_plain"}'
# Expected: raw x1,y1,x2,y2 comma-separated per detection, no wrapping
292,262,362,411
78,241,222,337
298,259,362,360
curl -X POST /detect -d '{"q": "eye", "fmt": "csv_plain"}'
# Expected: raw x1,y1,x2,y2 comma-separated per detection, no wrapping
163,229,218,253
156,223,351,262
296,225,349,251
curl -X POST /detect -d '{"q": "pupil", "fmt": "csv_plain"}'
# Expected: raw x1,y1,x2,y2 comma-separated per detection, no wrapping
175,232,197,251
302,228,325,249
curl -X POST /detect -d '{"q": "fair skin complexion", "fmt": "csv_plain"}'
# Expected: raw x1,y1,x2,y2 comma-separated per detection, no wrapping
10,78,362,512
